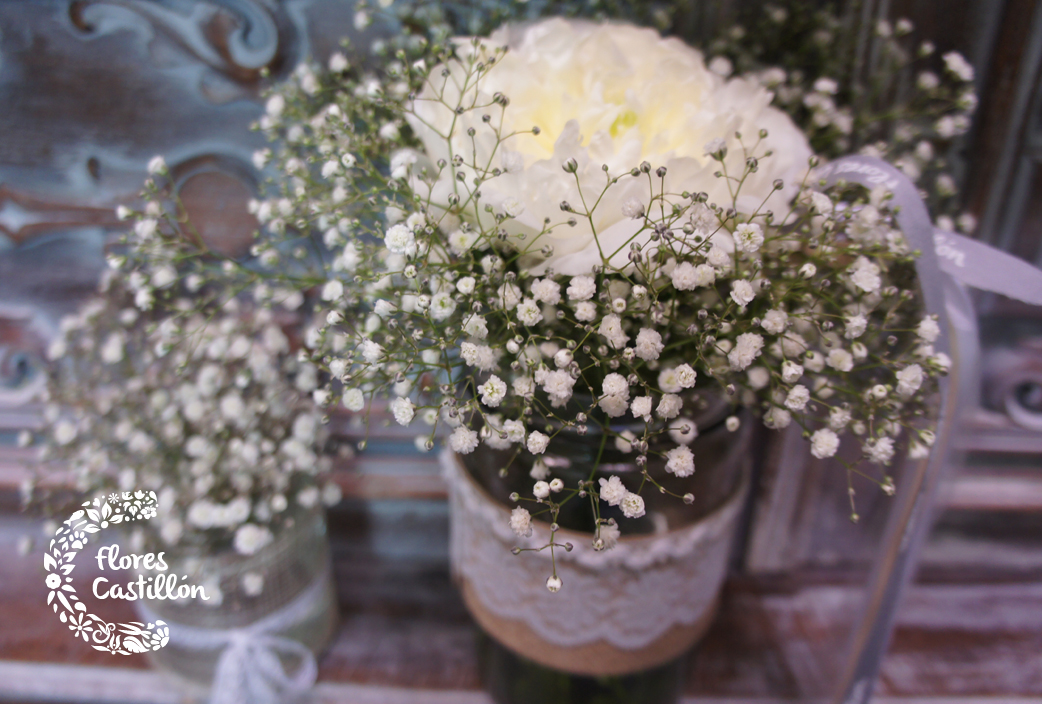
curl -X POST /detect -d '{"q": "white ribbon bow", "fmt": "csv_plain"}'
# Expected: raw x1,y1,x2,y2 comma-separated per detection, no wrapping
137,568,329,704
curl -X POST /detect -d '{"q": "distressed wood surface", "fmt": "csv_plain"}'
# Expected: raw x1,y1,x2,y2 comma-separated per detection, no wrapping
2,500,1041,699
0,1,1040,700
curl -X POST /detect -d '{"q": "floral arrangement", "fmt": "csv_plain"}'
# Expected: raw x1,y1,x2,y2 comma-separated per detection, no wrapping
34,269,339,567
113,10,971,592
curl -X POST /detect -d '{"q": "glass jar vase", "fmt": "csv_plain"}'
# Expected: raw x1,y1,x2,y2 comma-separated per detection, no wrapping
132,505,338,699
446,394,751,704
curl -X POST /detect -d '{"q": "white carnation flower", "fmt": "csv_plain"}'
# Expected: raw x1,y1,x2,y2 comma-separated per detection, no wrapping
405,19,812,276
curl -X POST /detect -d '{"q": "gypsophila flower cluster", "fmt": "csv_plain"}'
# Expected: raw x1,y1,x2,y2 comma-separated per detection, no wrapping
118,17,950,592
34,272,340,565
709,6,978,231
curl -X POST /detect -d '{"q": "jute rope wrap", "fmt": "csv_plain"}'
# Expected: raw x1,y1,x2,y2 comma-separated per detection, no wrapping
443,450,750,676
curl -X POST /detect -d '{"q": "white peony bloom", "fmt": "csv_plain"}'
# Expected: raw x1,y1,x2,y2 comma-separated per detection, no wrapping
510,507,533,538
406,19,812,276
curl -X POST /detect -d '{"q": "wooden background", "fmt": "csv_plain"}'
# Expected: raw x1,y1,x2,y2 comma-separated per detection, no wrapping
0,1,1040,702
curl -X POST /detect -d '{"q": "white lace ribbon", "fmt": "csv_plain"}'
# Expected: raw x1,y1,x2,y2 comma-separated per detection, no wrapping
443,450,748,650
136,569,328,704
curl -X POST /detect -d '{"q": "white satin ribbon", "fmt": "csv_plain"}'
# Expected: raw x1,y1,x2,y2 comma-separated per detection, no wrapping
136,568,329,704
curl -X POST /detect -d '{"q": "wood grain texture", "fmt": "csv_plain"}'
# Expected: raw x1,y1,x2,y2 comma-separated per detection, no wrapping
2,503,1041,699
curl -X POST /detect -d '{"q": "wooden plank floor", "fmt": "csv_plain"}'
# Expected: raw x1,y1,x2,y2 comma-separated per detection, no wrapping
3,490,1041,701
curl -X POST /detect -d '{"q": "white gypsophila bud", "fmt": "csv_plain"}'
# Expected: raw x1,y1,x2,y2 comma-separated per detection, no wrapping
730,279,755,307
799,263,817,278
726,415,741,432
665,445,695,477
747,366,769,389
620,492,646,519
598,476,627,506
533,480,551,499
530,278,561,305
760,309,788,335
510,507,533,538
549,478,564,493
784,384,810,411
781,360,803,383
810,428,840,459
527,431,550,454
546,575,562,592
733,223,764,253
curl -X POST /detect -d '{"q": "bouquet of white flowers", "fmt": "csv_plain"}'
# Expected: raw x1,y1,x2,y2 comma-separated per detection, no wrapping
35,270,339,558
117,17,965,594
